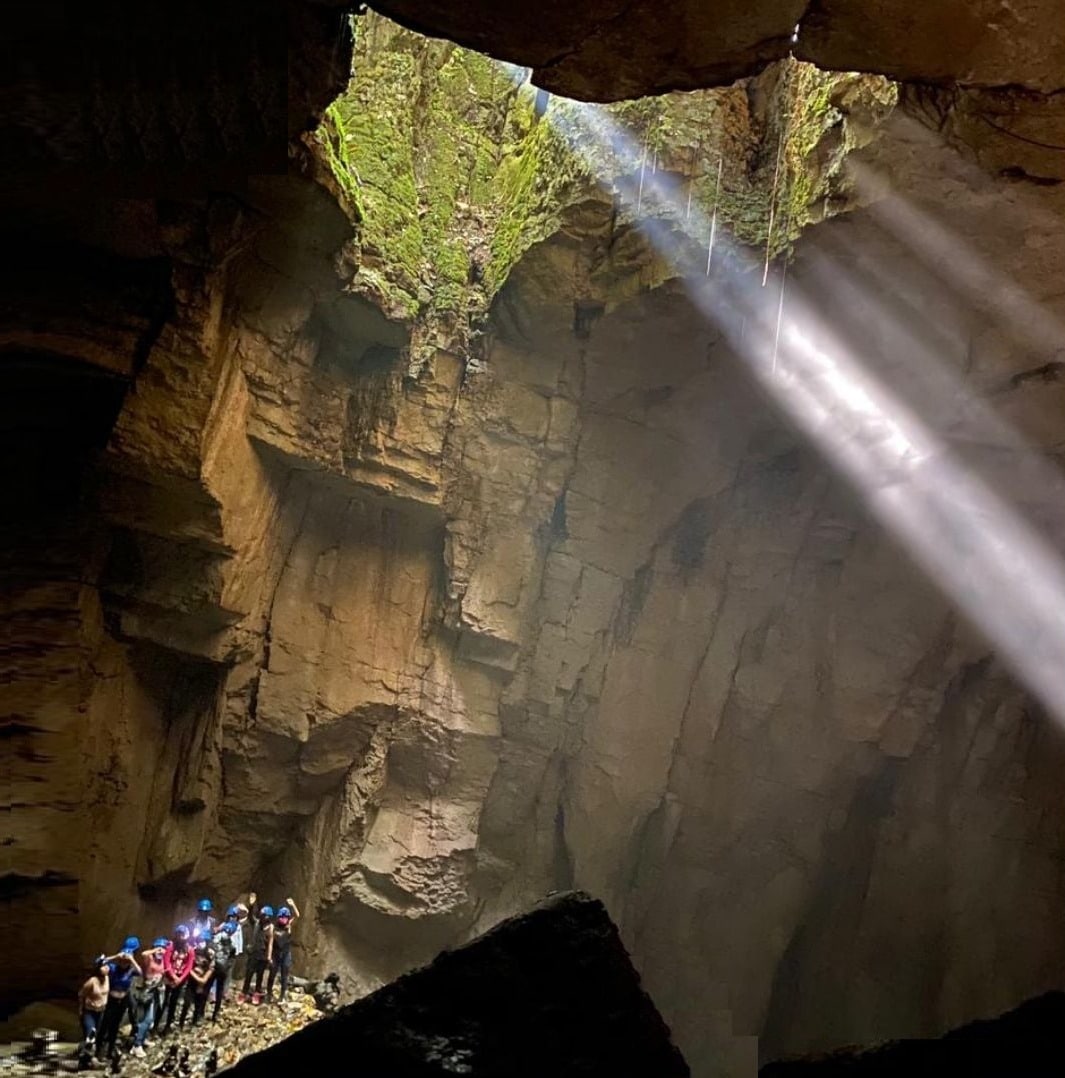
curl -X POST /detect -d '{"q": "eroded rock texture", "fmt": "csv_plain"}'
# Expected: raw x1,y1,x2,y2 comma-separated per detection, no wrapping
5,9,1065,1078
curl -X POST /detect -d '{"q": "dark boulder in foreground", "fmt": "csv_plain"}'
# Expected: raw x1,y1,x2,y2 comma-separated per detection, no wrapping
223,891,689,1077
761,992,1065,1077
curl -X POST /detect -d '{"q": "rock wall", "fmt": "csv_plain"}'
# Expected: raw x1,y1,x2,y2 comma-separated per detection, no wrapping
5,11,1065,1078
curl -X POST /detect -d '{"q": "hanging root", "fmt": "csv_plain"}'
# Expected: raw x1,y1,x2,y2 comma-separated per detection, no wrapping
763,134,785,287
763,59,795,287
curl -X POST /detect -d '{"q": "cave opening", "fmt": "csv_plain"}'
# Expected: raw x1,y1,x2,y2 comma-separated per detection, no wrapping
5,4,1065,1076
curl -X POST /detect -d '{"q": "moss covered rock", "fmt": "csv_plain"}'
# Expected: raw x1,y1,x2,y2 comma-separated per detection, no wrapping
315,14,896,367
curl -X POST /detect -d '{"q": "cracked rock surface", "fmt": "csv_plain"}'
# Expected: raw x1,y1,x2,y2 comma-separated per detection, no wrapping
5,10,1065,1078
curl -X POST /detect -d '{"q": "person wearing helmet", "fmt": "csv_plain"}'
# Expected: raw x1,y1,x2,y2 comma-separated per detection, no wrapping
241,904,275,1003
223,904,244,959
209,922,237,1021
77,955,110,1054
179,937,216,1029
229,892,255,992
266,898,301,1003
95,938,142,1061
190,898,216,945
128,939,168,1057
160,925,195,1035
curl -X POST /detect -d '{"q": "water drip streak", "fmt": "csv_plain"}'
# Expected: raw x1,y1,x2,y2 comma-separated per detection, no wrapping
636,135,649,214
686,142,700,221
771,260,789,374
706,157,724,275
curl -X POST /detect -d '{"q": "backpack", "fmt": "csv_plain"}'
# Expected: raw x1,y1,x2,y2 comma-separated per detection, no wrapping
129,977,155,1010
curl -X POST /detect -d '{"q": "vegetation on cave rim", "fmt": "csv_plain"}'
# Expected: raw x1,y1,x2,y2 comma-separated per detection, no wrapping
314,13,897,372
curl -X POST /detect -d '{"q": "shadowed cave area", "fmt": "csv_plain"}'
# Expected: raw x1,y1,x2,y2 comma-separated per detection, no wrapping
4,2,1065,1075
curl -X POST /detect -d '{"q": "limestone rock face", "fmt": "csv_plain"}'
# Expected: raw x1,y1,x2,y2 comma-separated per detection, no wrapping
5,11,1065,1078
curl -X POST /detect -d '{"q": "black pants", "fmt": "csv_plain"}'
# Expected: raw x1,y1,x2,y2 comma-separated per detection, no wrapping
211,969,231,1021
161,983,185,1032
95,995,127,1059
180,984,209,1028
266,961,290,1001
242,958,269,995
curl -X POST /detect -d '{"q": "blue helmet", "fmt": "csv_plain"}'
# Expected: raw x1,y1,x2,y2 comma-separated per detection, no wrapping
197,898,213,913
122,936,140,954
218,922,235,936
277,906,291,918
226,905,238,918
174,924,190,940
153,938,169,949
260,905,274,918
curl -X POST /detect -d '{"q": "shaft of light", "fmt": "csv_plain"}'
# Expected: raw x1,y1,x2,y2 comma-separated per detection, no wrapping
531,87,1065,726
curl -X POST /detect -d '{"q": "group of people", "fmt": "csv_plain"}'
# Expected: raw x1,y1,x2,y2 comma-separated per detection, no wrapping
78,893,301,1065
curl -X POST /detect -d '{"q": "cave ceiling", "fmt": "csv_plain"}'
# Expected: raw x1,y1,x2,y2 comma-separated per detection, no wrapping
370,0,1065,100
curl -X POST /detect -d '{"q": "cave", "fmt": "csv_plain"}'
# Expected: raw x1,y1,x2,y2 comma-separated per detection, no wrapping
4,2,1065,1075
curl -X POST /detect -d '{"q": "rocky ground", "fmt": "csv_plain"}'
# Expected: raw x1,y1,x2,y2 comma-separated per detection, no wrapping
1,992,323,1078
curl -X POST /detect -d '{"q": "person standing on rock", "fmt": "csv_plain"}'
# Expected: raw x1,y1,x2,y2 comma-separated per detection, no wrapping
96,938,142,1061
210,922,237,1021
129,939,168,1057
241,904,274,1003
190,898,216,946
266,899,300,1003
78,956,110,1054
223,906,243,956
179,939,215,1029
230,892,255,990
160,925,195,1035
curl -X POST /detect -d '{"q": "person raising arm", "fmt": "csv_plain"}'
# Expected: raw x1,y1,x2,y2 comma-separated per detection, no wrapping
266,898,301,1003
95,938,141,1061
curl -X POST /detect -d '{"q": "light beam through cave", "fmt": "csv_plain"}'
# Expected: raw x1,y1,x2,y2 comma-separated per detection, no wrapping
521,79,1065,728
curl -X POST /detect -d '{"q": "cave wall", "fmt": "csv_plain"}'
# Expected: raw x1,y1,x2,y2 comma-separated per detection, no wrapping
5,7,1065,1078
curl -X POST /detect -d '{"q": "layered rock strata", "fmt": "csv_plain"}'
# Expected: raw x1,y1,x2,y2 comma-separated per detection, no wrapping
4,10,1065,1078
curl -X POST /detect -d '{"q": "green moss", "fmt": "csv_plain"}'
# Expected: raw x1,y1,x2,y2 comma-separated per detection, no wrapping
486,107,591,296
315,16,530,338
315,14,898,358
316,102,365,218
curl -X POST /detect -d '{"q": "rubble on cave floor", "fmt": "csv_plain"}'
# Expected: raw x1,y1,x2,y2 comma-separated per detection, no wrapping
1,993,322,1078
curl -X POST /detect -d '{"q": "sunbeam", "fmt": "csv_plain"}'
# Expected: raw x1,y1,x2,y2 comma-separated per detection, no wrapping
528,81,1065,727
